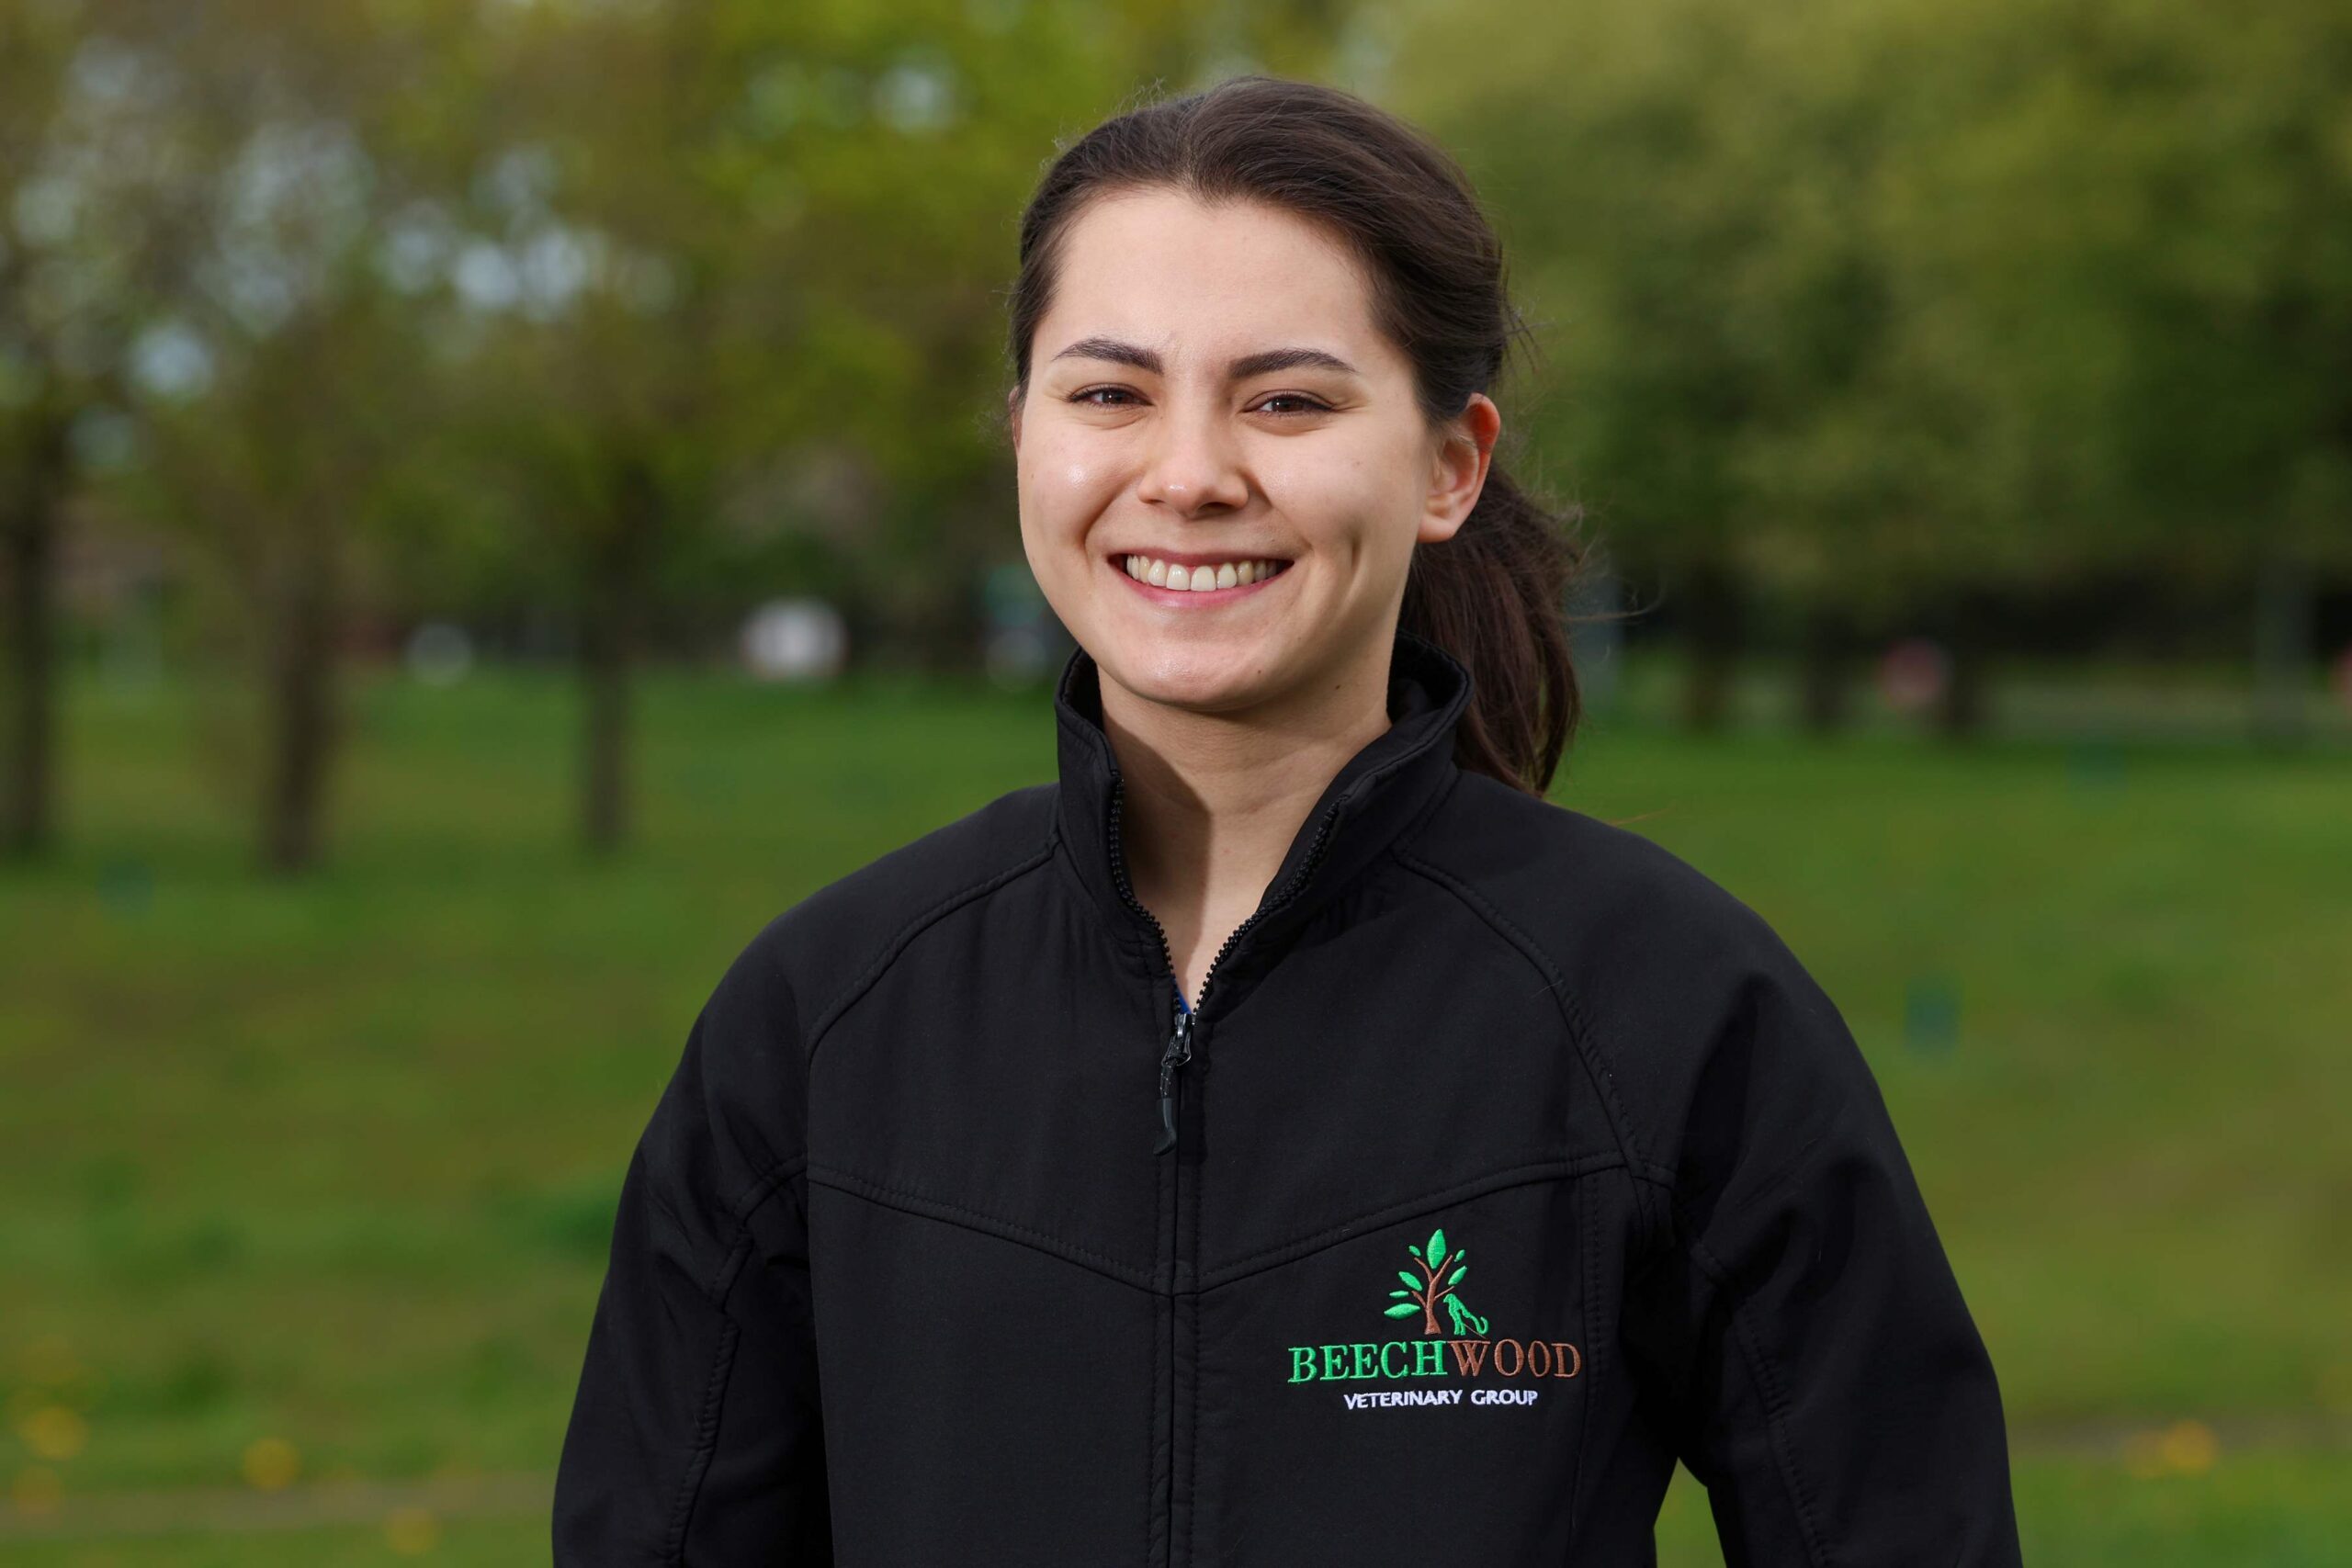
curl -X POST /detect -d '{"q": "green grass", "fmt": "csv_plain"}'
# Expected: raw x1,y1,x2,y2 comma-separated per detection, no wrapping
2,659,2346,1557
6,1450,2346,1566
1,1513,553,1567
1657,1445,2352,1565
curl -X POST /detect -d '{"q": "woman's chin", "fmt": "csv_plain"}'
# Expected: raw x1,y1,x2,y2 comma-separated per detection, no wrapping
1096,637,1295,715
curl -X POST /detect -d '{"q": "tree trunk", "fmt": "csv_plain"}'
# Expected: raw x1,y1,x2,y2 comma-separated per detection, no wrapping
1795,601,1855,735
889,527,988,676
2251,544,2312,749
1679,556,1742,733
1934,587,1996,739
258,533,340,874
580,587,628,856
4,409,73,860
580,460,658,856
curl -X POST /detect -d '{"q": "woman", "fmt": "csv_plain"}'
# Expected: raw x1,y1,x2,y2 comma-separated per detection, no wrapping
554,75,2021,1565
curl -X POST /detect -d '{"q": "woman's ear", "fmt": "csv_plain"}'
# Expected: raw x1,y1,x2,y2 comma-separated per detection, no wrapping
1420,392,1500,544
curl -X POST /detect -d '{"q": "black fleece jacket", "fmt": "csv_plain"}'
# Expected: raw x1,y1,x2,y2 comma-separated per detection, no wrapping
552,627,2023,1565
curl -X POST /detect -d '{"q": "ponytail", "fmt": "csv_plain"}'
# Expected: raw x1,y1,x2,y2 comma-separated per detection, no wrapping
1402,465,1586,796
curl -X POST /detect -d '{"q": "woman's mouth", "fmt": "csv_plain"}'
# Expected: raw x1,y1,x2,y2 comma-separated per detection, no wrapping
1113,552,1294,604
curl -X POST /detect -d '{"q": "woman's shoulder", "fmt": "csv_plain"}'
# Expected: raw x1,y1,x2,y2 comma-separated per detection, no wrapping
714,781,1061,1037
1405,768,1796,978
1405,771,1863,1159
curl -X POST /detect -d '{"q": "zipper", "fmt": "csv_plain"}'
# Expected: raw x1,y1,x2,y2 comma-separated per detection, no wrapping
1104,775,1350,1153
1106,773,1350,1567
1153,998,1194,1155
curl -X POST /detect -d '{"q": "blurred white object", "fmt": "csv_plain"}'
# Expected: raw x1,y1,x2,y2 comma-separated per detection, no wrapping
742,598,847,682
406,622,474,686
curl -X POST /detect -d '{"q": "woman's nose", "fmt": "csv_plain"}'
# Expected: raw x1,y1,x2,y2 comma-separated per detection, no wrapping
1136,401,1249,516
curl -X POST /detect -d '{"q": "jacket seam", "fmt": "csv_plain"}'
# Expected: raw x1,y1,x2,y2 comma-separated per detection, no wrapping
709,833,1058,1292
634,1146,698,1272
801,834,1060,1070
1684,1224,1836,1566
1392,840,1834,1556
680,823,1071,1560
1390,843,1669,1189
807,1159,1159,1290
658,1161,809,1560
1569,1168,1595,1551
709,826,1057,1288
1199,1152,1624,1289
1291,728,1462,923
658,1311,741,1563
694,926,828,1299
708,1156,808,1304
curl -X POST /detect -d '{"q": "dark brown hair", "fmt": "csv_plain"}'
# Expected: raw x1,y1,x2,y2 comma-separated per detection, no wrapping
1004,73,1589,795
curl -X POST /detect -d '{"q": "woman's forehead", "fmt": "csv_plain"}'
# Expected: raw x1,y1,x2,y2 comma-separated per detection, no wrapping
1044,189,1384,362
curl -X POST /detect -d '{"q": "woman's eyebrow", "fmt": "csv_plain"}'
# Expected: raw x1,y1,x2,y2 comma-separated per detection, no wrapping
1228,345,1361,378
1047,336,1361,379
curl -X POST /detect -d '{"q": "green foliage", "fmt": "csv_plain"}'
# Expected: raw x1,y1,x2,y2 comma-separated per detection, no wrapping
1385,0,2352,623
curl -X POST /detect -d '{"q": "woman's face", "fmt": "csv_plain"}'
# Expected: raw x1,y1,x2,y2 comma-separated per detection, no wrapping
1011,187,1497,716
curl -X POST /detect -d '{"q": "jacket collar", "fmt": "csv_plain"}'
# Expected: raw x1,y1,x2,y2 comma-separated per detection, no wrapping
1051,627,1475,990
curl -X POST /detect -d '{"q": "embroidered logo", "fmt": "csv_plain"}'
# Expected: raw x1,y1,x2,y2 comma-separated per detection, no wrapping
1284,1224,1582,1409
1383,1225,1487,1337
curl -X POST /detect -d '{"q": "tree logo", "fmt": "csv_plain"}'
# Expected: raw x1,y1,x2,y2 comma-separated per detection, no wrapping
1383,1225,1488,1337
1284,1218,1581,1393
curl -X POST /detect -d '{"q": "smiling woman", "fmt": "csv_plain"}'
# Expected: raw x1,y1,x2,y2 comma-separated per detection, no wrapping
1001,96,1586,814
553,74,2022,1568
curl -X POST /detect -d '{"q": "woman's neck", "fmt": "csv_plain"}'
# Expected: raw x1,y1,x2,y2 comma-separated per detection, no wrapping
1098,638,1395,1009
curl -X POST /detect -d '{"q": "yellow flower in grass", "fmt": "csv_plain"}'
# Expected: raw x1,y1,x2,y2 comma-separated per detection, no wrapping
242,1435,300,1490
386,1505,441,1554
2158,1418,2218,1474
2122,1417,2219,1479
17,1404,87,1461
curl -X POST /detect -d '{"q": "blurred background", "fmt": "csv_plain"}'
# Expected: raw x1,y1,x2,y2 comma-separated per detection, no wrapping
2,0,2346,1562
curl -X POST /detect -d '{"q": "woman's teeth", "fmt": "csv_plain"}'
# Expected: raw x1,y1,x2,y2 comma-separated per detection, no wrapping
1122,556,1290,591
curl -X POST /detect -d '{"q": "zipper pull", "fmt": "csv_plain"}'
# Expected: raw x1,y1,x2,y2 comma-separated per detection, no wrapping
1153,1000,1195,1155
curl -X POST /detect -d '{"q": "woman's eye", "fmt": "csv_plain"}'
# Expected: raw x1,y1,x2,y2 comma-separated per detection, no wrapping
1068,389,1329,416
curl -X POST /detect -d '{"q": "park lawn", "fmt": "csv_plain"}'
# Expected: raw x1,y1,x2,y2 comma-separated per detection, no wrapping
1655,1446,2352,1564
0,1511,554,1567
4,1450,2348,1564
2,661,2346,1547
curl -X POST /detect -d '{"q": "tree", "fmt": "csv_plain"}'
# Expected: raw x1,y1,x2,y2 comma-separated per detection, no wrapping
425,0,1355,852
1384,0,1803,731
1384,1226,1483,1337
106,0,473,872
1394,0,2352,740
1879,0,2352,739
0,0,176,856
